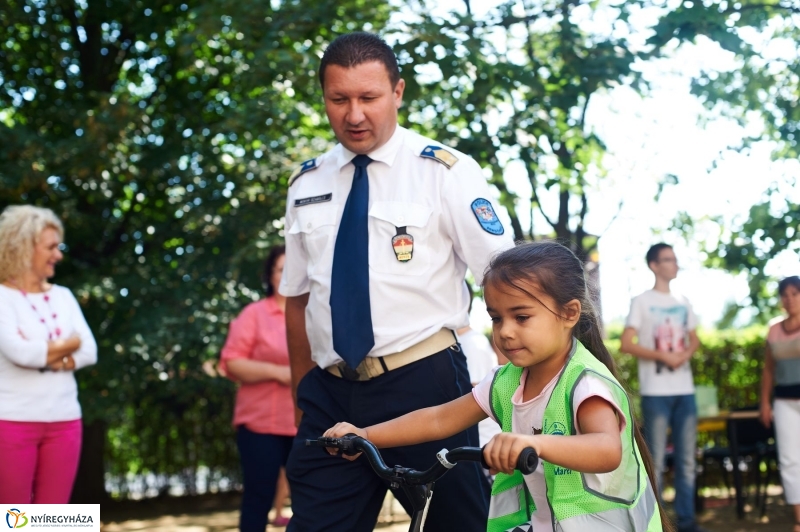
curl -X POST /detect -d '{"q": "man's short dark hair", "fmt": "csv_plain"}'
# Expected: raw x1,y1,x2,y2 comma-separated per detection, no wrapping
319,32,400,88
646,243,673,265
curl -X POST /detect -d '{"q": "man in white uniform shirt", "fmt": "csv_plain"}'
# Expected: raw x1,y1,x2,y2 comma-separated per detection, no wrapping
279,32,514,531
620,243,706,532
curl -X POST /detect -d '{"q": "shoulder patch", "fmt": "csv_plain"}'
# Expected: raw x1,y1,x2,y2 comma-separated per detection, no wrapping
471,198,504,235
420,145,458,169
289,158,318,186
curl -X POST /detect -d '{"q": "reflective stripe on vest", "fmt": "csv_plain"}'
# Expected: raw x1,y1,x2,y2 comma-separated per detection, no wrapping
487,340,663,532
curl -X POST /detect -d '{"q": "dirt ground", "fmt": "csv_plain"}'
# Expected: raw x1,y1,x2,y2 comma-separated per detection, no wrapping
99,489,797,532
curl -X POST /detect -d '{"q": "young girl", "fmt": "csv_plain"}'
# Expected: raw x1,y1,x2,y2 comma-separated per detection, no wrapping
325,242,669,532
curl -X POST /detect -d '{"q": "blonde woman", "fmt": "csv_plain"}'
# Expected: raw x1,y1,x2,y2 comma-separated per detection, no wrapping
0,205,97,504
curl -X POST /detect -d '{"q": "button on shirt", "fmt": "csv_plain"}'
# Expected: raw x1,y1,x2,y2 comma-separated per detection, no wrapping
280,126,514,369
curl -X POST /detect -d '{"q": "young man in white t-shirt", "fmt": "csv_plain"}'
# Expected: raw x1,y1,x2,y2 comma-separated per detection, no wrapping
621,243,706,532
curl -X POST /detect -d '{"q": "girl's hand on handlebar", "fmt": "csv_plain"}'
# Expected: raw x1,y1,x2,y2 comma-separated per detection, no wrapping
322,422,368,460
483,433,541,475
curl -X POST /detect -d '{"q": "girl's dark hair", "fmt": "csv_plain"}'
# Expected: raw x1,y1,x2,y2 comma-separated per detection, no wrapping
778,276,800,297
484,241,673,532
261,245,286,297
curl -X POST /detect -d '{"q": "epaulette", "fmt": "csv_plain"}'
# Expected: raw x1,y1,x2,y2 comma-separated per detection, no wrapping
420,145,458,169
289,158,319,186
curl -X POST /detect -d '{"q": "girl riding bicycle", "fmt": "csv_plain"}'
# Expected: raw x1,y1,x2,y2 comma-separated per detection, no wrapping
326,242,671,532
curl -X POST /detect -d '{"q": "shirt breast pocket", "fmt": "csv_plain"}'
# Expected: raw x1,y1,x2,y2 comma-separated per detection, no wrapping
288,205,337,274
368,201,433,275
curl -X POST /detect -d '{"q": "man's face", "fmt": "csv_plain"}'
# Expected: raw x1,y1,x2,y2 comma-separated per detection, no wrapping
649,247,679,281
323,61,405,155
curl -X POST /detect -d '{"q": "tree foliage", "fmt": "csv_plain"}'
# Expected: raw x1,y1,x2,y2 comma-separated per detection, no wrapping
654,1,800,309
391,0,646,259
2,0,794,498
0,0,392,497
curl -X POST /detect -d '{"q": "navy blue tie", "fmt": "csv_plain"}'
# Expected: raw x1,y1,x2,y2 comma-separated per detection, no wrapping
330,155,375,368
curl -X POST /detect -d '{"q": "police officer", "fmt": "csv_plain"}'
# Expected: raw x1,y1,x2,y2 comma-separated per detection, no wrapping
280,32,514,531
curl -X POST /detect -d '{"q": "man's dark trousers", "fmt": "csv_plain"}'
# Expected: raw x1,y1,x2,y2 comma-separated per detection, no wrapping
286,346,491,531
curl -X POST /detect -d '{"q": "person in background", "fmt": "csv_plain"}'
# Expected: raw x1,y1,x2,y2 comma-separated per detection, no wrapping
620,243,705,532
0,205,98,504
759,275,800,532
457,281,502,448
220,245,296,531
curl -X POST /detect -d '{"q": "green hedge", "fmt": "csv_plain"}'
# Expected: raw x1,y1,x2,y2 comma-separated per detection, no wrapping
102,324,768,499
606,323,767,412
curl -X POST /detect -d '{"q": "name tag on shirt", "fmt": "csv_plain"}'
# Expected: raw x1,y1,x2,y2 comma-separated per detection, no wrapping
295,193,332,207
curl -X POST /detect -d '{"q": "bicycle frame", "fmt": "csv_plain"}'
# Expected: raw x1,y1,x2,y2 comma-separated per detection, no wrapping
306,434,538,532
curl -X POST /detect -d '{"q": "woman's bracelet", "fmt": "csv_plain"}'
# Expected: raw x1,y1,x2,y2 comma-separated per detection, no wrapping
61,356,69,370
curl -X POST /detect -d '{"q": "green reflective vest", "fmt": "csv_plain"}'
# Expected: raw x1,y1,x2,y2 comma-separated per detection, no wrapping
487,340,663,532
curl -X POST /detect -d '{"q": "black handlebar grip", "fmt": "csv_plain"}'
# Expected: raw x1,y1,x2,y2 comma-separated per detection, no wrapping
479,446,538,474
479,450,490,471
516,447,539,474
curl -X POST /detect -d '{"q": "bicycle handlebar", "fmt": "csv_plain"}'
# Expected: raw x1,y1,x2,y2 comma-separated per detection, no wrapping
306,434,538,486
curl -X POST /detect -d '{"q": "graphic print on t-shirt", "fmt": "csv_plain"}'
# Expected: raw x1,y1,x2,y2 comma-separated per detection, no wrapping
650,305,688,374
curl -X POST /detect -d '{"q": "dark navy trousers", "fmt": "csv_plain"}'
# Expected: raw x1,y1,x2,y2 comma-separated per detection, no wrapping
236,426,293,532
286,346,490,531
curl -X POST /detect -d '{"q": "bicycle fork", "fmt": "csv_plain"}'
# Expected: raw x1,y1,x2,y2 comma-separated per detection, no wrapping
398,481,434,532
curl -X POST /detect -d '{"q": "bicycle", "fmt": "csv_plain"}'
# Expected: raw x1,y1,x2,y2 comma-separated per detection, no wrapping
306,434,539,532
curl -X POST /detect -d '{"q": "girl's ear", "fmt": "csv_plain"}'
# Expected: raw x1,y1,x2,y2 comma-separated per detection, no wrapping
562,299,582,327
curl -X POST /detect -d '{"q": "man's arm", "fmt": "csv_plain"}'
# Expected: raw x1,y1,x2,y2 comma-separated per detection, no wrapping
619,327,688,369
685,330,701,356
671,329,701,367
619,327,670,363
286,293,315,426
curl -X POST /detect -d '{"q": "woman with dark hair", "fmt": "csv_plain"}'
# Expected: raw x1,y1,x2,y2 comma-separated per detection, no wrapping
760,275,800,532
220,245,295,530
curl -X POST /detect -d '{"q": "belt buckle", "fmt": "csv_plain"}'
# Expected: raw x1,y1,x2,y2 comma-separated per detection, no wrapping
337,362,362,381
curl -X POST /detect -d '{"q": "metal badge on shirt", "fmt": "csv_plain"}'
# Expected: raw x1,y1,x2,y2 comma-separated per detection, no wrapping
471,198,505,235
392,226,414,262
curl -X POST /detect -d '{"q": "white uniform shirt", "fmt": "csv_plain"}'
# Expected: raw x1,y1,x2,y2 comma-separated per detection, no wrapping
280,126,514,369
457,328,502,446
625,289,698,396
0,284,98,422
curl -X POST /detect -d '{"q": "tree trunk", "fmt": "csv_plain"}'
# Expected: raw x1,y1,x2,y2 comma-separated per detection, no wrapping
70,420,109,504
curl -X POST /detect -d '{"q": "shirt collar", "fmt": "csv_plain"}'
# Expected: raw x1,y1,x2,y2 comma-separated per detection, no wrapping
334,125,406,170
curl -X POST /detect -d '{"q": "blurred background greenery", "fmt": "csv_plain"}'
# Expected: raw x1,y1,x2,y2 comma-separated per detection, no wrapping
0,0,797,501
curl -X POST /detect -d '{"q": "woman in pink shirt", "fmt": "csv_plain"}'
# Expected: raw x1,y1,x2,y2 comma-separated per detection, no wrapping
220,245,296,530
